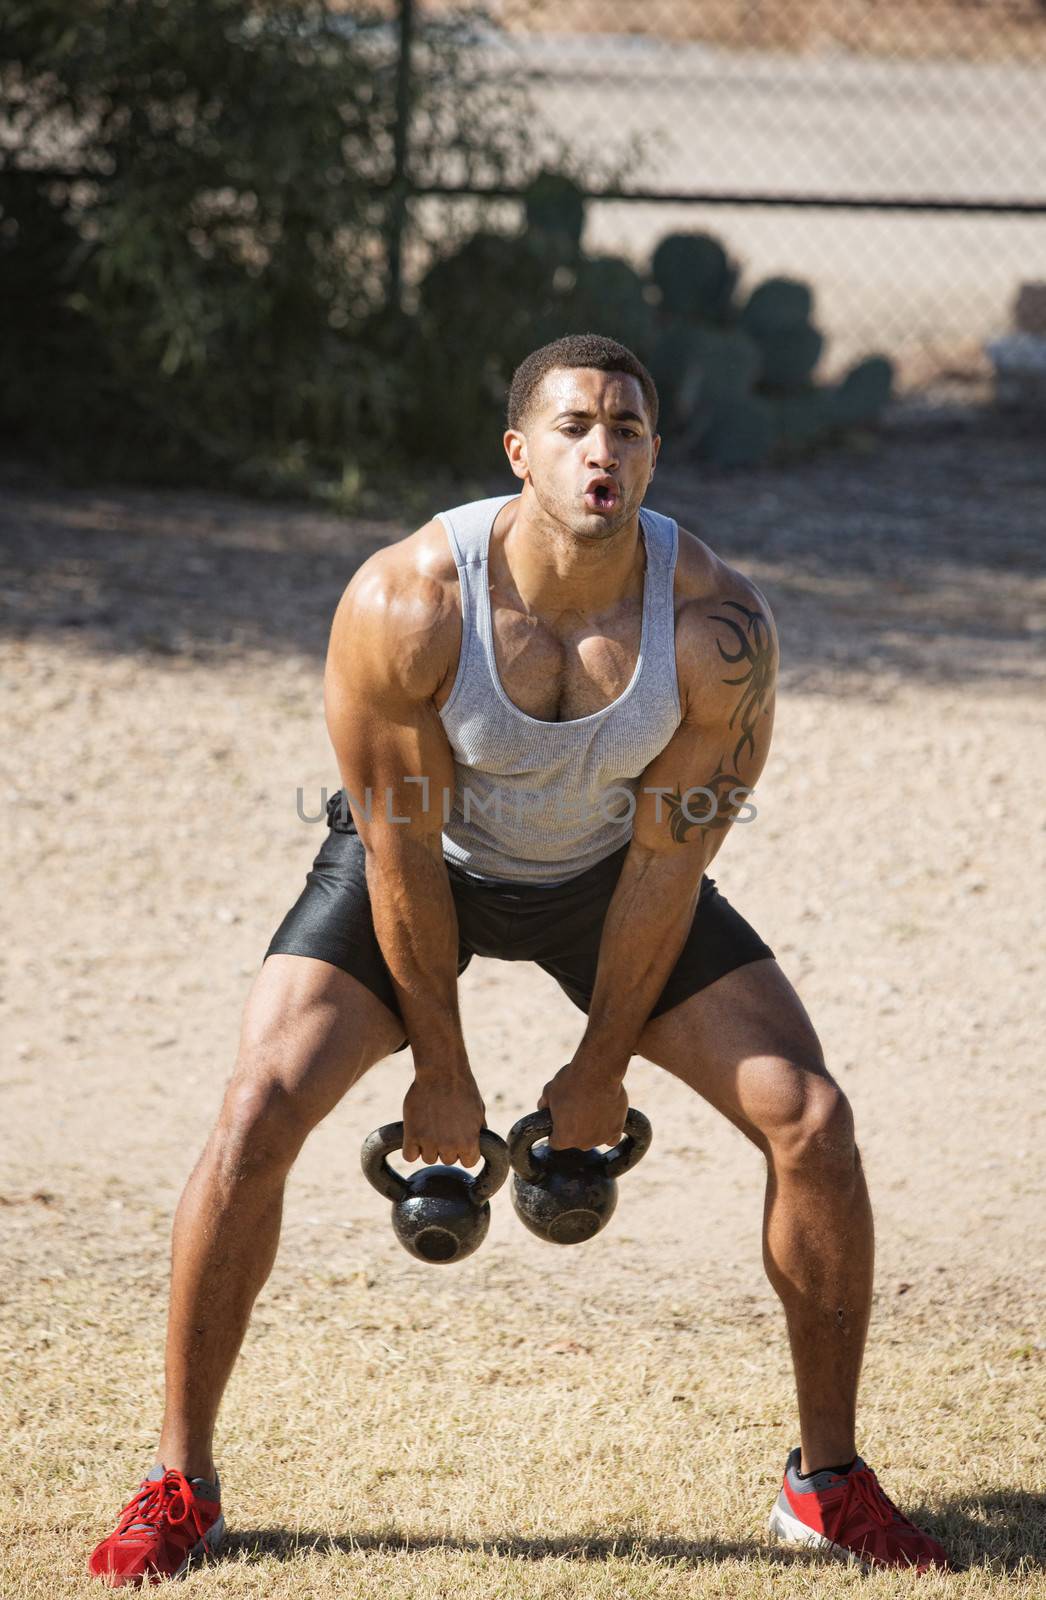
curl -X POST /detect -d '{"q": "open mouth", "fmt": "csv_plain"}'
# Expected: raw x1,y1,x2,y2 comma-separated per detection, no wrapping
583,480,619,513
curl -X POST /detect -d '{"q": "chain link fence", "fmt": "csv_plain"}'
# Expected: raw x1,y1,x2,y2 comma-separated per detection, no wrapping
390,0,1046,387
5,1,1044,481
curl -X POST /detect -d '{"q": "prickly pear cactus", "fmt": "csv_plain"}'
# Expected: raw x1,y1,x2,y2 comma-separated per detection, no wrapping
690,328,763,406
569,256,655,354
754,320,824,390
740,277,814,337
524,170,586,265
650,324,761,437
649,322,705,433
652,232,738,323
700,398,776,467
829,356,895,427
765,388,833,454
526,255,655,368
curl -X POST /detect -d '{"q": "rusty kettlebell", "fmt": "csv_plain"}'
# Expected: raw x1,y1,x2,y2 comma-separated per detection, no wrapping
360,1122,509,1265
507,1107,652,1245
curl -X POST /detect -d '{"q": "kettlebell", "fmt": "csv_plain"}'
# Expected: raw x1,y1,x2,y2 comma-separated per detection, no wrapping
507,1107,652,1245
360,1121,509,1265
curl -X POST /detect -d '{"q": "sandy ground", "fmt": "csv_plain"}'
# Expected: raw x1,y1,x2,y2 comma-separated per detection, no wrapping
1,413,1044,1593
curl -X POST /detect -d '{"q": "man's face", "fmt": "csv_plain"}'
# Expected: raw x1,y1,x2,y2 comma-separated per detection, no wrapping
505,366,660,539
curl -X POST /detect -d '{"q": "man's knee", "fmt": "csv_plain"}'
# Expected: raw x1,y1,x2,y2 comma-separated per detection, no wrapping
766,1071,858,1180
215,1057,314,1180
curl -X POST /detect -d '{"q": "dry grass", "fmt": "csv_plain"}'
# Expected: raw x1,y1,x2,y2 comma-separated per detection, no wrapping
3,1253,1044,1598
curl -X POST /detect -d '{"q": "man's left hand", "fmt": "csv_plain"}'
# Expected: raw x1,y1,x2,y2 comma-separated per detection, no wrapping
538,1057,629,1151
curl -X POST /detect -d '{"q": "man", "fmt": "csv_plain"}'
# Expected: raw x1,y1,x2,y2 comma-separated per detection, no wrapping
89,333,950,1585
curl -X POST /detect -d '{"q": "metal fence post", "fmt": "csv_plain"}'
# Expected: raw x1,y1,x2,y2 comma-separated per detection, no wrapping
387,0,415,311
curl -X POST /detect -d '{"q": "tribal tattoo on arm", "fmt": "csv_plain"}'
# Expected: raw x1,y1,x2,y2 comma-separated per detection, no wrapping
709,598,776,768
633,589,776,851
662,764,749,842
660,597,776,843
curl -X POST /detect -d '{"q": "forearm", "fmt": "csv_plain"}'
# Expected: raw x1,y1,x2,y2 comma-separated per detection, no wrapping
364,836,469,1074
581,845,709,1072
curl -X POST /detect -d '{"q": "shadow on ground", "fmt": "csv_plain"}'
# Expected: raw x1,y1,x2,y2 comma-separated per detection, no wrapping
2,414,1044,688
220,1528,825,1570
924,1489,1046,1574
220,1491,1046,1574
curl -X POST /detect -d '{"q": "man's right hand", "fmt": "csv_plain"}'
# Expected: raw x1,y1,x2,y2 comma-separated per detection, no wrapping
402,1068,486,1167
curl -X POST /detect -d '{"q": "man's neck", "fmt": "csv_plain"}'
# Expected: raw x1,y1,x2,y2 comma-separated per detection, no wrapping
495,493,645,620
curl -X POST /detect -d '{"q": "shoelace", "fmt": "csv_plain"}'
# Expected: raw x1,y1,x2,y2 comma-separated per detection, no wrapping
115,1469,209,1543
827,1467,904,1545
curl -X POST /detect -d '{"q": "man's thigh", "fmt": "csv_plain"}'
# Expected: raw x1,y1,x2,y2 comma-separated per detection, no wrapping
234,953,407,1129
636,958,835,1145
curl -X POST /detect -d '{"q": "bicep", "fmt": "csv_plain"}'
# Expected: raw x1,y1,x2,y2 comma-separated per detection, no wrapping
323,571,456,851
631,711,770,856
632,593,777,857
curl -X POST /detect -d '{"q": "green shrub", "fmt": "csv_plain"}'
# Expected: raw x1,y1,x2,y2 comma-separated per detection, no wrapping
0,0,530,485
0,5,895,486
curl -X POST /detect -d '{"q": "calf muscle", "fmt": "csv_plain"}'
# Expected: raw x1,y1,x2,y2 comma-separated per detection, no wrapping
156,956,404,1480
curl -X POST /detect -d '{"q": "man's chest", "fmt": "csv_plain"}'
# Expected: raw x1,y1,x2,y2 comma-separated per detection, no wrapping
483,595,648,723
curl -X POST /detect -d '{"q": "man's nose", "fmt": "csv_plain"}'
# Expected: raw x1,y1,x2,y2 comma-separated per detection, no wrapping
586,426,619,468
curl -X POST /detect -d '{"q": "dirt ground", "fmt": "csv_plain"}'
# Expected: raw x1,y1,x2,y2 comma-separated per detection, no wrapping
1,412,1044,1596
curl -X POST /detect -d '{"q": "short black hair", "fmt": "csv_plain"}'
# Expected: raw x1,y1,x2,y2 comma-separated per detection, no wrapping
507,333,659,433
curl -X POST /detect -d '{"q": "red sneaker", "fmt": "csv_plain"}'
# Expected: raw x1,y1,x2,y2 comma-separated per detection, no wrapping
88,1465,225,1588
768,1448,952,1572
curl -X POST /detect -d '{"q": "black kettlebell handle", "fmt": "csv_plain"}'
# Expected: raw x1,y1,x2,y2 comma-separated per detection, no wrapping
508,1107,652,1182
360,1121,510,1205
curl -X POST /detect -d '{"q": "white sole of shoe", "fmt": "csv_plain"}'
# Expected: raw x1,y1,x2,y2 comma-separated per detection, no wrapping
174,1515,226,1580
767,1503,870,1572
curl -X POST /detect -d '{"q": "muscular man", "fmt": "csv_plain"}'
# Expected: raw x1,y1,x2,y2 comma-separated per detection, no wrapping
89,334,950,1584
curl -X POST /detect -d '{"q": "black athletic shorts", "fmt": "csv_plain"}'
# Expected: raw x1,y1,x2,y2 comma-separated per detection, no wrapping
264,790,775,1053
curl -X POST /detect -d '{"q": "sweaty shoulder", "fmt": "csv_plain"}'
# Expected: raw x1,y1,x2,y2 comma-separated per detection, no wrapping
671,524,779,725
327,519,461,705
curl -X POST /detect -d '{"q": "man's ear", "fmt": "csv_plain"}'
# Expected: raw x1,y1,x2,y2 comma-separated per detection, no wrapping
504,428,529,483
648,433,661,482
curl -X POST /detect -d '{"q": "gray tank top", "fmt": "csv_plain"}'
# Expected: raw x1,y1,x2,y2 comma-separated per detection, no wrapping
435,493,682,885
